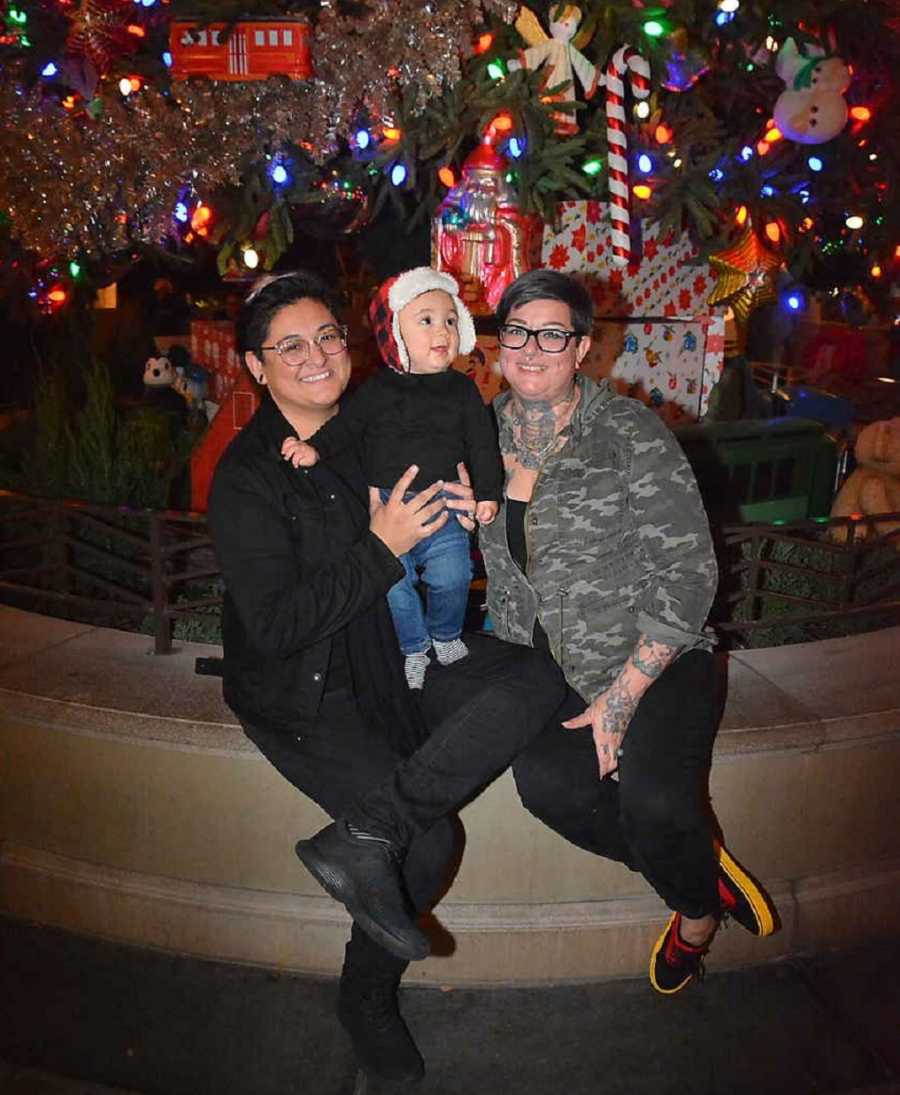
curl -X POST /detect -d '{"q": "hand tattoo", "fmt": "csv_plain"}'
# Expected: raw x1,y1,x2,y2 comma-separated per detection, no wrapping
631,638,679,680
598,678,636,737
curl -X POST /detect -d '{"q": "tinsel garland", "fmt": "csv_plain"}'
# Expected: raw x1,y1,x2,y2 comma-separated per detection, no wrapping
0,0,517,258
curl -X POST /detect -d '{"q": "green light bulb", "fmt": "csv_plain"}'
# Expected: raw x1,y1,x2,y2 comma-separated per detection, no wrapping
643,19,665,37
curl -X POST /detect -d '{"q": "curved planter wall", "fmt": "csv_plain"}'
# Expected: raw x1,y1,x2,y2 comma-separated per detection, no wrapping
1,604,898,985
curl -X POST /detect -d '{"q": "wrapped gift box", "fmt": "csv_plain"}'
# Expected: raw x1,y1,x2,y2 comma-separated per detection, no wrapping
190,320,242,403
540,201,725,420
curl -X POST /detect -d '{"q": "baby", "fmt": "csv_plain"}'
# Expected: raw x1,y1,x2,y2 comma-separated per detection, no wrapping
282,267,502,689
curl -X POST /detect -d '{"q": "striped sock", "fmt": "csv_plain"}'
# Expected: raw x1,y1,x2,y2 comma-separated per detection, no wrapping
433,638,468,666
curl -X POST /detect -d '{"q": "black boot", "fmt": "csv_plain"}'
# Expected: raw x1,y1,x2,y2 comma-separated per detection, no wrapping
295,820,430,961
338,928,424,1085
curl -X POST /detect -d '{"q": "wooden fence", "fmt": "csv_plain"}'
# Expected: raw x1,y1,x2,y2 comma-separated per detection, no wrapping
1,489,899,654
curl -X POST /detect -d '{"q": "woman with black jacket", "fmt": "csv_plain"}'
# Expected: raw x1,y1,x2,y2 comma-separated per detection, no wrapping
207,271,565,1087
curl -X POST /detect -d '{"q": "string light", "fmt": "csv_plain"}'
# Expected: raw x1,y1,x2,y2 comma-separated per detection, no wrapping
760,184,775,197
808,155,823,172
162,50,172,66
735,205,748,226
637,153,653,174
382,126,402,141
718,0,740,10
764,126,783,143
845,214,864,229
643,19,666,37
634,101,650,120
870,264,882,278
715,10,735,25
438,166,456,187
655,124,673,144
68,261,81,278
739,145,754,161
355,129,371,150
174,202,189,223
486,59,506,80
507,136,526,158
633,183,652,199
118,77,133,96
270,164,289,186
40,62,57,77
849,106,872,122
765,220,782,243
474,32,494,54
581,158,603,176
490,112,513,133
242,247,259,270
390,162,408,186
709,167,725,182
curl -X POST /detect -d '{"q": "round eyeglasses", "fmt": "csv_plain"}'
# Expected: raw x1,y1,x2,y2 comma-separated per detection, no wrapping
497,324,581,354
260,325,349,367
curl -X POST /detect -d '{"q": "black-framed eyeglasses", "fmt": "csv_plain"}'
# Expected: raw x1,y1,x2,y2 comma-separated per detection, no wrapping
498,324,581,354
260,325,349,367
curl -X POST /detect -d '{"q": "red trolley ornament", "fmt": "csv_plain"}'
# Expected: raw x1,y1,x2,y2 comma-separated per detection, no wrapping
169,17,312,82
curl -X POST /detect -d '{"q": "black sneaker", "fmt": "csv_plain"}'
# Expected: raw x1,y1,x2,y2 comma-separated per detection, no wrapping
295,821,430,962
338,977,425,1085
717,845,777,937
649,913,711,995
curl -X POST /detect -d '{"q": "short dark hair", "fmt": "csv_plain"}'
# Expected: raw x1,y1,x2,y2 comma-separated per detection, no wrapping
495,269,594,336
237,270,340,356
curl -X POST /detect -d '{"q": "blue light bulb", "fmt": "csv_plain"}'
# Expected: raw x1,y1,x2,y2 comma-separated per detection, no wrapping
760,184,775,197
162,51,172,67
709,167,724,182
786,294,801,311
715,10,735,25
355,129,371,150
739,145,754,162
390,163,408,186
41,62,58,77
808,156,823,172
271,164,289,185
638,153,653,174
507,137,525,159
174,202,188,223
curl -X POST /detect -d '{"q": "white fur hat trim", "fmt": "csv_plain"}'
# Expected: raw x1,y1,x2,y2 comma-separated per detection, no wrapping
387,267,477,372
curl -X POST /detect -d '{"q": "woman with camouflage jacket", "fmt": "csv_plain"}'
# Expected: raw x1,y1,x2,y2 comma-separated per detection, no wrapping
478,269,777,994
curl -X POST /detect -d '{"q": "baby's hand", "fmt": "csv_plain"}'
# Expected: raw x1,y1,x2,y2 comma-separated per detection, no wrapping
475,500,499,526
281,437,319,468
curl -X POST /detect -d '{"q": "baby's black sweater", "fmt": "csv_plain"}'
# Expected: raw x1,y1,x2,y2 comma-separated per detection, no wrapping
313,368,503,501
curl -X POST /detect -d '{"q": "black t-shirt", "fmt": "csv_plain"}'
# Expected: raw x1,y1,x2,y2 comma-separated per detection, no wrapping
505,499,550,654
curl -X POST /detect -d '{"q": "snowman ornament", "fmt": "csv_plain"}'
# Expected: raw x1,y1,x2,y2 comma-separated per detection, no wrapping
773,37,850,144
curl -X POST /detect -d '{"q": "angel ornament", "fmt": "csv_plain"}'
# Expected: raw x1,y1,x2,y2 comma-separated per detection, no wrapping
508,4,599,135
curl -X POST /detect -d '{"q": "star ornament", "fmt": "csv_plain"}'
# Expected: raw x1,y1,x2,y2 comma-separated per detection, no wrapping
707,225,783,328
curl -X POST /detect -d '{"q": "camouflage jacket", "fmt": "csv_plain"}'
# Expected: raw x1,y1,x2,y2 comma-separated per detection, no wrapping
479,375,717,701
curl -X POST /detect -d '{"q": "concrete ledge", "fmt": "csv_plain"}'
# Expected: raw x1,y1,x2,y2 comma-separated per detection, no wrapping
1,605,899,984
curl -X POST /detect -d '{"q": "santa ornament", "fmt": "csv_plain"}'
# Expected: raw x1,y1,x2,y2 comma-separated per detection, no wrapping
508,4,599,136
773,37,850,144
432,139,543,314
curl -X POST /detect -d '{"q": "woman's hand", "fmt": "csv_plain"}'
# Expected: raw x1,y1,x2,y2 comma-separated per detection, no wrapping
562,678,639,778
368,465,449,557
442,462,477,531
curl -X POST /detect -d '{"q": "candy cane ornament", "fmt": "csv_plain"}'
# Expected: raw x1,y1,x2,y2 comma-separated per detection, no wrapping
604,45,651,267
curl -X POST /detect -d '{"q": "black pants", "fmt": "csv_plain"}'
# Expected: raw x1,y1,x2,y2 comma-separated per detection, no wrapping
511,650,720,920
242,633,567,973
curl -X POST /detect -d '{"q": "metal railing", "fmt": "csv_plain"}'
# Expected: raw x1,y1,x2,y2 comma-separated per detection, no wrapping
712,511,900,646
2,489,899,654
0,489,223,654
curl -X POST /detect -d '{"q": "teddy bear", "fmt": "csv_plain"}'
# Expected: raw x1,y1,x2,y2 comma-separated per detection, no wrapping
829,417,900,544
773,37,850,145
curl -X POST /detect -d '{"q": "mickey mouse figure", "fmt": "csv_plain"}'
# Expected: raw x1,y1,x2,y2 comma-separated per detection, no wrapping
773,37,850,145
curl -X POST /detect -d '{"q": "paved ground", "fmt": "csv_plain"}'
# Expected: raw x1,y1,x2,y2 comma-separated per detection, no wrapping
1,917,899,1095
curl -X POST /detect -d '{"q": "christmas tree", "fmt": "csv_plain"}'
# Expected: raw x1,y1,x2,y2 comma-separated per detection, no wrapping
0,0,897,310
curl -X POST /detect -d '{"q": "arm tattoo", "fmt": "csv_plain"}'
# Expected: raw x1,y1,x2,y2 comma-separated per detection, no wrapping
632,638,679,680
598,677,636,737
